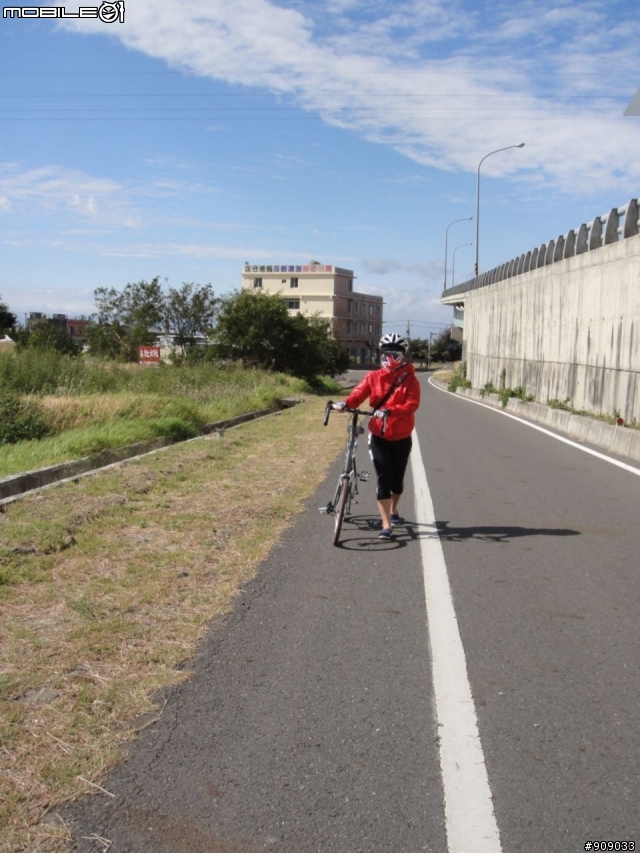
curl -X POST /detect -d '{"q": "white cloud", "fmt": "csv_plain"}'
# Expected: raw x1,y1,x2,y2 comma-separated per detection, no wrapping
88,241,327,260
362,257,441,280
0,196,11,213
0,163,125,221
59,0,640,196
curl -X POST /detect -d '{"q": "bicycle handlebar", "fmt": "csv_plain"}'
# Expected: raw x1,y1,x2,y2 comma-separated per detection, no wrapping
324,400,388,434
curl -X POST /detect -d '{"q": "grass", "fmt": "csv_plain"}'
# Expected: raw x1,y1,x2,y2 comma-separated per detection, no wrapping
548,399,639,429
0,394,347,852
480,381,535,408
0,357,341,477
444,360,472,393
432,360,461,385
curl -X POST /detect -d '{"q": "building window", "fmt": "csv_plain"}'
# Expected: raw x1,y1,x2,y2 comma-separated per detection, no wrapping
290,277,299,289
355,302,359,314
348,300,353,313
368,323,374,333
369,304,374,315
348,279,353,291
376,304,381,316
286,299,300,310
253,277,262,289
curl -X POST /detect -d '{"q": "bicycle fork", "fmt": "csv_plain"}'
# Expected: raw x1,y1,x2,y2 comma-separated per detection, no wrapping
319,468,369,515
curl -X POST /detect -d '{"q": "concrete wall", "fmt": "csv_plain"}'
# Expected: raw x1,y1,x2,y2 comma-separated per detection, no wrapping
462,233,640,422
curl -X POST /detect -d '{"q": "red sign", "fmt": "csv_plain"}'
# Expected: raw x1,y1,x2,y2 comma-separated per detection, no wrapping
139,345,161,365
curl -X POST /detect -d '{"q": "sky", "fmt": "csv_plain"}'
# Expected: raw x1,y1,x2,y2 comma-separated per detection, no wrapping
1,0,639,338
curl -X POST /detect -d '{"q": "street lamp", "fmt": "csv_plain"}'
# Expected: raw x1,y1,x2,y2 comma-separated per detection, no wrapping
452,242,473,289
444,216,473,290
475,143,525,276
427,330,437,368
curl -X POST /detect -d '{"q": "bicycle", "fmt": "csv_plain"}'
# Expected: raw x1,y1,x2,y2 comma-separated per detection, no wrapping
321,401,387,546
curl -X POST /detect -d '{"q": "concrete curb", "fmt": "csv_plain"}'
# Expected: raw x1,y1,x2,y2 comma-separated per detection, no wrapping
444,383,640,464
0,398,300,503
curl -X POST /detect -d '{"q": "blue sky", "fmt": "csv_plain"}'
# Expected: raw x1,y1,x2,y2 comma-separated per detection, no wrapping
1,0,639,336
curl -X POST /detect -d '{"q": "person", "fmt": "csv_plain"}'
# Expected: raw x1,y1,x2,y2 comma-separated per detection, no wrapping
333,333,421,540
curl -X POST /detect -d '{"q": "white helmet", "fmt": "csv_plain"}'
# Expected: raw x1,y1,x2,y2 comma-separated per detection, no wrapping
379,332,408,354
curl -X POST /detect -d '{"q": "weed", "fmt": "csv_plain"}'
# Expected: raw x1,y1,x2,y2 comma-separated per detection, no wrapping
548,398,574,412
498,385,535,408
548,399,638,428
0,391,50,445
0,364,310,477
480,382,497,397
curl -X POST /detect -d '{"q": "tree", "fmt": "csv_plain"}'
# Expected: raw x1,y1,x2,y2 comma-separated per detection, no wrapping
0,296,16,336
89,278,165,361
287,313,350,381
430,327,462,363
212,289,293,370
14,319,81,356
164,282,218,358
212,290,349,381
407,337,429,365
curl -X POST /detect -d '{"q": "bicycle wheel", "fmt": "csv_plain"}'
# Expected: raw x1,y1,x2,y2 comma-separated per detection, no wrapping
332,477,350,547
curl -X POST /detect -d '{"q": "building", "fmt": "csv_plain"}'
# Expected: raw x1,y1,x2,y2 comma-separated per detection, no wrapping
26,312,89,347
241,262,384,366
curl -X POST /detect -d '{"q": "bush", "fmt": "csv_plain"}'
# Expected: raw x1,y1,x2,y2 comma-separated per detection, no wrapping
0,392,50,445
0,349,86,395
498,385,535,408
448,374,472,392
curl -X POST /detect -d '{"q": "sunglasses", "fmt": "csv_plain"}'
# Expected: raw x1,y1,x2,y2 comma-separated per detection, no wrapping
381,351,404,359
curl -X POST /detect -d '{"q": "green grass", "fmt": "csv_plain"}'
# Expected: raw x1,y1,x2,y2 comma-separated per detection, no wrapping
0,353,342,477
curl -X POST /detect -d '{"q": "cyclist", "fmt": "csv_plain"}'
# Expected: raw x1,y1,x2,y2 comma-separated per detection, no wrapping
334,333,421,539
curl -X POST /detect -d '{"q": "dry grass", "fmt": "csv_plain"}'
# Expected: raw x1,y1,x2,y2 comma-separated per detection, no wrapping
0,395,344,852
432,360,461,384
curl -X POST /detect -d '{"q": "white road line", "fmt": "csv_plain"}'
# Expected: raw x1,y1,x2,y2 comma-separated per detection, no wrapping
428,376,640,477
411,432,501,854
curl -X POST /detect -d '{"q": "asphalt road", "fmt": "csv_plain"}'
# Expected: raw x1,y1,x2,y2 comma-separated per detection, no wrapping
64,373,640,853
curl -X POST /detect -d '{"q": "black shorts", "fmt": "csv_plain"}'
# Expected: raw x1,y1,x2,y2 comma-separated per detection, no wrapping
368,433,413,501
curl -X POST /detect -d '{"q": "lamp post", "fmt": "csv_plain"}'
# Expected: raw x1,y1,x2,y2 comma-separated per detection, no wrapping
452,242,473,289
444,216,473,290
428,330,436,367
475,143,525,276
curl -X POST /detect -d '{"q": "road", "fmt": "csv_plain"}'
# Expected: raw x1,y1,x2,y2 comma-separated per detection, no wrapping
65,373,640,853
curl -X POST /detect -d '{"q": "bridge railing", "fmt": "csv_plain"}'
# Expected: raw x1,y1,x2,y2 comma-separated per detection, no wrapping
443,198,640,298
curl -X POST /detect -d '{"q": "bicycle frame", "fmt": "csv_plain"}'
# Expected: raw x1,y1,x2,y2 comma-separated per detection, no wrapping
322,401,386,545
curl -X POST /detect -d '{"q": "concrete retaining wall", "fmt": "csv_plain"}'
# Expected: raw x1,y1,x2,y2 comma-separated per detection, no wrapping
462,233,640,422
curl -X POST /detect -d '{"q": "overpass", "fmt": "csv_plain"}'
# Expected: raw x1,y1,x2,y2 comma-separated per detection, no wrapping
441,198,640,422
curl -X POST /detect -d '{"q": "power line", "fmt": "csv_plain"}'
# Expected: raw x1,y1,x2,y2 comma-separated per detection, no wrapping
0,69,634,77
0,93,630,99
0,115,628,122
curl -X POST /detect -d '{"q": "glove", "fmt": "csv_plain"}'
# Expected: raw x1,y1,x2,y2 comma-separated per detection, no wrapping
333,401,347,411
373,408,389,420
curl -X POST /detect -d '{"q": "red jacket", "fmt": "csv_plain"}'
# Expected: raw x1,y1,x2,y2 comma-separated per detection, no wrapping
344,362,421,441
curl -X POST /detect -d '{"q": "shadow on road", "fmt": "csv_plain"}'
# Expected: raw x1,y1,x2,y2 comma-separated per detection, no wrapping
335,514,580,550
429,520,581,543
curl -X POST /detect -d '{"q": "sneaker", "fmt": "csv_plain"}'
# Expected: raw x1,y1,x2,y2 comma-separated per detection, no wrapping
378,528,393,540
390,514,404,526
